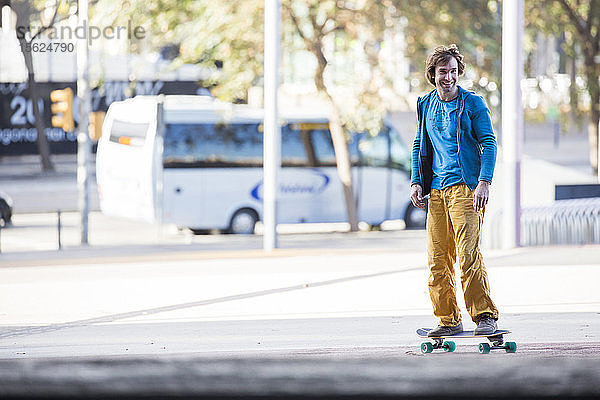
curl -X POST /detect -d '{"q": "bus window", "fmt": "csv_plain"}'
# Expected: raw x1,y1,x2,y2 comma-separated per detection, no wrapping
358,132,389,167
281,125,310,167
163,123,262,168
215,122,263,167
311,128,336,167
283,123,337,167
389,126,411,172
109,120,149,146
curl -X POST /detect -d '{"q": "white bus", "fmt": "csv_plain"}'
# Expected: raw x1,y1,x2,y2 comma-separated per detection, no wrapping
96,95,425,234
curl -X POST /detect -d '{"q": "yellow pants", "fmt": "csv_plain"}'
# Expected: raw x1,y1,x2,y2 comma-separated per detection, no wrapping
427,183,498,325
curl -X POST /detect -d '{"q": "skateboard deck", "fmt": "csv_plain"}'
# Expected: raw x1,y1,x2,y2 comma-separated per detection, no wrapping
416,328,516,354
416,328,510,338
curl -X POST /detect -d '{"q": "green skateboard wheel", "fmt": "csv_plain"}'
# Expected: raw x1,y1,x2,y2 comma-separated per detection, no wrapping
505,342,517,353
443,341,456,352
478,343,491,354
421,342,433,354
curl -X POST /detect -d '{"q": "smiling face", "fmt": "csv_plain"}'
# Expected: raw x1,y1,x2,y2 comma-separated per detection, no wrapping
434,57,459,101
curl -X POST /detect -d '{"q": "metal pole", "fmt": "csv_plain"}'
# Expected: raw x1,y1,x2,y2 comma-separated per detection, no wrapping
155,96,165,228
57,209,62,250
502,0,523,249
77,0,90,245
263,0,281,251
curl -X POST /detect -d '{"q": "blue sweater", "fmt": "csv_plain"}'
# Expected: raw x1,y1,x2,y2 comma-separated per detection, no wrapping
411,86,497,196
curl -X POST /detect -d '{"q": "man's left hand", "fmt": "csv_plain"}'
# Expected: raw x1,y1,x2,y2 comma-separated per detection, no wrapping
473,181,490,212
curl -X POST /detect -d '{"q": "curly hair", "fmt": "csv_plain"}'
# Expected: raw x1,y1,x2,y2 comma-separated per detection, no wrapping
425,44,465,86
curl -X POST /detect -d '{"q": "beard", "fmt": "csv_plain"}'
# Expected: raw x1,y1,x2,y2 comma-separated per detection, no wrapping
436,80,458,99
438,81,456,92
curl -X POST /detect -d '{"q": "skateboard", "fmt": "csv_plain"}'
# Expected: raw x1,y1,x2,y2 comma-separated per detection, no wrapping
416,328,516,354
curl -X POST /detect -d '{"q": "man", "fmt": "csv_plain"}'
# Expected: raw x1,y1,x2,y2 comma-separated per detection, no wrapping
410,44,499,337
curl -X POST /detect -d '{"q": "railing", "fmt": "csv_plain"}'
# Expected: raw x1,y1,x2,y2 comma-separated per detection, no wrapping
483,198,600,248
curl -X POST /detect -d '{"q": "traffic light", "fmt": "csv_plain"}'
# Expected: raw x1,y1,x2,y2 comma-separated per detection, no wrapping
50,87,74,132
88,111,105,141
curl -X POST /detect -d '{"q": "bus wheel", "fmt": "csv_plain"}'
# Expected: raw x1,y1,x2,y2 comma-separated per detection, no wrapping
229,209,259,234
404,203,427,229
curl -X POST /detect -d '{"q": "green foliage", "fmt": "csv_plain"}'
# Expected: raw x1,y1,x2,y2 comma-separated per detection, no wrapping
92,0,264,102
90,1,598,136
527,0,599,172
526,0,600,115
92,0,396,133
282,0,394,135
89,0,504,131
392,0,502,115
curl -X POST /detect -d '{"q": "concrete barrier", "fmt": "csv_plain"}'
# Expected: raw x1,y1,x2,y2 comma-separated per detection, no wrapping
0,356,599,399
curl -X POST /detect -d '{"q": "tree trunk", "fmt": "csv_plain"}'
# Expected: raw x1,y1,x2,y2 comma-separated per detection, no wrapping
14,3,54,171
586,63,599,176
27,70,54,171
589,92,599,176
567,57,580,132
312,49,359,232
327,101,359,232
285,4,359,231
307,34,358,232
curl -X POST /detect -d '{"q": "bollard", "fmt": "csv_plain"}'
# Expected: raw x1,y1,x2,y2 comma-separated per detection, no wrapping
57,209,62,250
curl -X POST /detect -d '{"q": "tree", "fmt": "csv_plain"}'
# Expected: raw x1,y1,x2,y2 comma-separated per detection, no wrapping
527,0,600,175
94,0,396,231
91,0,265,102
282,1,395,231
2,0,67,171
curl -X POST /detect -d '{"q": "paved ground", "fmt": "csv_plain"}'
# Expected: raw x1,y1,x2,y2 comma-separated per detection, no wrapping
0,239,599,398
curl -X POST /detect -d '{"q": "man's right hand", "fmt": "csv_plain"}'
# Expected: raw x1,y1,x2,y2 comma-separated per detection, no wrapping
410,184,425,209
